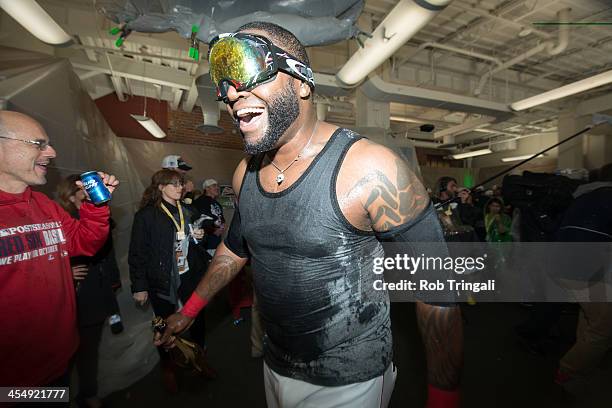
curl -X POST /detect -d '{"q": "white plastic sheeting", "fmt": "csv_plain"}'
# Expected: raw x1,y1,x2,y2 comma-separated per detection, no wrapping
0,46,158,396
95,0,364,46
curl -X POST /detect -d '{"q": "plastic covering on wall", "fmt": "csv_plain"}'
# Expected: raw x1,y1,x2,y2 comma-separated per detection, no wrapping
120,137,245,190
0,46,157,396
95,0,364,46
350,127,422,179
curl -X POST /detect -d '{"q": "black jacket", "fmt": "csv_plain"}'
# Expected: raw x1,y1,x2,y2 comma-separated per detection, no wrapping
129,202,209,296
193,195,225,250
558,186,612,242
72,218,121,327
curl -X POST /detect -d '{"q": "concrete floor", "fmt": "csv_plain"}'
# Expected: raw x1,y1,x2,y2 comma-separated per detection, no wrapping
103,300,612,408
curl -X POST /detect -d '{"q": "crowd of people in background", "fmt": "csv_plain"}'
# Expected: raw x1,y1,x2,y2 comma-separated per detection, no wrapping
431,176,517,243
431,166,612,395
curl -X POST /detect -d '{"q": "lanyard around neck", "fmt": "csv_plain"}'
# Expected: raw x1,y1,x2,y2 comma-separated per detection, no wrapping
160,201,184,233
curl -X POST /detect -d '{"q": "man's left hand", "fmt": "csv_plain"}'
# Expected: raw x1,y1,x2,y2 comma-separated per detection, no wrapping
154,312,194,348
458,189,470,204
192,228,205,240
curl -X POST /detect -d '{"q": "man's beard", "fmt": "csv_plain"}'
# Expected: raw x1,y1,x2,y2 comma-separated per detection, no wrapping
242,83,299,155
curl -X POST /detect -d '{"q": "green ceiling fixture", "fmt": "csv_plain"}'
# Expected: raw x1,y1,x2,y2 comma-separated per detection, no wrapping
188,25,200,60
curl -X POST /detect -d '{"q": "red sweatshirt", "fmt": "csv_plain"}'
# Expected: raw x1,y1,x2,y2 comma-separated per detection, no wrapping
0,187,110,386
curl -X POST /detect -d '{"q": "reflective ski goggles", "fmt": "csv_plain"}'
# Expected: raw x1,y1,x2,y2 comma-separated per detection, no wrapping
207,32,315,103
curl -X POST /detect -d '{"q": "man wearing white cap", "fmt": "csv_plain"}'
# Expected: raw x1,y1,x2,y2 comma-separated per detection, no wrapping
161,155,192,174
194,179,225,256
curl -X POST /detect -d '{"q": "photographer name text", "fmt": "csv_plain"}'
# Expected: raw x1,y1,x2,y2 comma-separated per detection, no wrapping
373,279,496,293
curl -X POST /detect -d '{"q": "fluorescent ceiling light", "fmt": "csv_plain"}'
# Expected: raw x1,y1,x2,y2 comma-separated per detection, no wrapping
0,0,72,45
510,69,612,111
451,148,492,159
131,115,167,139
501,154,545,162
390,115,423,124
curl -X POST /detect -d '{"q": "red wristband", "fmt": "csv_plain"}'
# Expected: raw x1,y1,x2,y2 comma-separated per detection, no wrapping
426,384,460,408
181,293,208,318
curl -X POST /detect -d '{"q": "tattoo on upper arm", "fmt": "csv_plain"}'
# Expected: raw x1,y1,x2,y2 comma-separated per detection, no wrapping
199,255,240,300
416,303,463,390
349,158,429,231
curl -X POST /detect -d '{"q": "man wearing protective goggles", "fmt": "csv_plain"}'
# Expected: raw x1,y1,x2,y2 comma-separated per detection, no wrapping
158,22,462,408
208,32,315,105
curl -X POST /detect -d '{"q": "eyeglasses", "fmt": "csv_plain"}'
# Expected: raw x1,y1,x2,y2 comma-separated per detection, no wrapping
0,135,52,151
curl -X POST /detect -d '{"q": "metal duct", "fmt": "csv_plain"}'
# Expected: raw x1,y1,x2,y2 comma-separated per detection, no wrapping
474,8,570,96
547,8,571,56
490,139,517,152
195,73,223,134
398,42,503,69
360,75,513,122
336,0,451,87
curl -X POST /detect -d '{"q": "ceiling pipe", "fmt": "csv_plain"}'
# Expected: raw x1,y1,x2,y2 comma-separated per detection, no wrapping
336,0,452,87
474,42,548,96
396,42,503,70
474,8,571,96
467,131,557,150
546,8,571,56
451,1,553,41
408,139,444,148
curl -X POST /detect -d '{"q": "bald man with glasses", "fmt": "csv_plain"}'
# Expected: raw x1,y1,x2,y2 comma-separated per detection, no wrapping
0,111,119,390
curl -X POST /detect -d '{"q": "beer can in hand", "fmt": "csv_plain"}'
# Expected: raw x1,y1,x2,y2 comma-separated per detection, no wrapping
80,171,111,205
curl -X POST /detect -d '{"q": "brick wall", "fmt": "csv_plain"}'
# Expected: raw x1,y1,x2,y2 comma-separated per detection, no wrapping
96,94,244,150
167,107,244,150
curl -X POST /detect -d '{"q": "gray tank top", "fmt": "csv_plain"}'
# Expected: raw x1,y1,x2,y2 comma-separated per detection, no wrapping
239,128,392,386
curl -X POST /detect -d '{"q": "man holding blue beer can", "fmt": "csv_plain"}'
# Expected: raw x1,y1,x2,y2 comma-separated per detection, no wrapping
0,110,119,389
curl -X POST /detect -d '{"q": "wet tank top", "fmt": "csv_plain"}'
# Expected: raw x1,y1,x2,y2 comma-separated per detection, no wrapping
238,128,392,386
